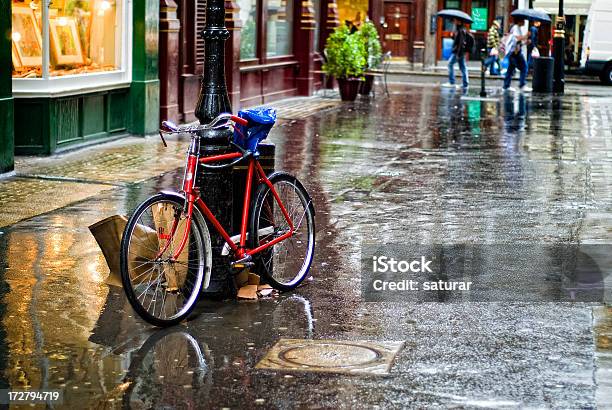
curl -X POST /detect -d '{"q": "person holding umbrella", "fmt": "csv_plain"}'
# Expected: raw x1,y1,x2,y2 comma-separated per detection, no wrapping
505,9,551,89
437,9,473,89
442,18,470,89
527,20,541,69
503,16,530,92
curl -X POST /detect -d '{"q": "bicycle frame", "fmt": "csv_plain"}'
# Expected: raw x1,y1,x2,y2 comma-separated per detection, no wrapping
166,149,295,261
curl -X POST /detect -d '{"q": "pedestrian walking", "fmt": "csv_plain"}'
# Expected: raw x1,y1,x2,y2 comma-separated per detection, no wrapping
442,19,470,89
527,21,540,70
503,17,531,93
485,20,501,75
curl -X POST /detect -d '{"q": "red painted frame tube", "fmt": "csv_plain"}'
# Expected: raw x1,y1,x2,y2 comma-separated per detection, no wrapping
247,231,293,256
255,162,294,231
199,152,242,164
239,159,255,250
170,153,298,260
195,197,237,253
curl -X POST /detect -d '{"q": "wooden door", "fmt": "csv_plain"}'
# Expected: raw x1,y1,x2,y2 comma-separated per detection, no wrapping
382,3,411,59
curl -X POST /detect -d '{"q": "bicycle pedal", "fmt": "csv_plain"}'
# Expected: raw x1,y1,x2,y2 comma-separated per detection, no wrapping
231,262,255,270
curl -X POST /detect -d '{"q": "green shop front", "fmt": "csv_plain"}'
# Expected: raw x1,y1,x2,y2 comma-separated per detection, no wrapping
4,0,159,160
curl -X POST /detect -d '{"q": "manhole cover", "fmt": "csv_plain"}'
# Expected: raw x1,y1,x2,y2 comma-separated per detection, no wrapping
256,339,404,375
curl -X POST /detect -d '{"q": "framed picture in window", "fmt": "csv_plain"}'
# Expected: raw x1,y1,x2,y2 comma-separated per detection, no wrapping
35,8,58,29
12,44,22,70
11,5,43,67
49,17,84,65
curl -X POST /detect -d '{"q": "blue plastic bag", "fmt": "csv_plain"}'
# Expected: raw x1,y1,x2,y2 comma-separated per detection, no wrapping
500,54,509,75
233,107,277,153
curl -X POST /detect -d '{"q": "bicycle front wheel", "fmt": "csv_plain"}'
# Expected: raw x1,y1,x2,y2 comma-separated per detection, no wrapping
250,172,315,291
120,193,212,327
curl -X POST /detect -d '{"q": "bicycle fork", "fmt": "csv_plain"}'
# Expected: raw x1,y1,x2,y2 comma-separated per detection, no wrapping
156,149,199,261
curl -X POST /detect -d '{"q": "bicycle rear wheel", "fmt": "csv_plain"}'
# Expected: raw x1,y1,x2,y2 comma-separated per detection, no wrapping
250,172,315,291
120,193,212,327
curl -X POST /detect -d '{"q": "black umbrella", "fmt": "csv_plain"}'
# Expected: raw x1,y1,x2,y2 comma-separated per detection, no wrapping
511,8,552,23
436,9,473,24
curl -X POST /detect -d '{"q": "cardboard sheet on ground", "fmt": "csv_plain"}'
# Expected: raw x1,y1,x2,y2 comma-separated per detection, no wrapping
89,215,159,287
151,203,190,291
235,270,275,299
91,214,273,301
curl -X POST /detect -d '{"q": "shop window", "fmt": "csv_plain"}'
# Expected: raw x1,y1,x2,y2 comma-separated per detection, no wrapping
312,0,321,52
337,0,367,28
443,0,461,31
266,0,293,57
11,0,123,79
444,0,460,8
239,0,258,60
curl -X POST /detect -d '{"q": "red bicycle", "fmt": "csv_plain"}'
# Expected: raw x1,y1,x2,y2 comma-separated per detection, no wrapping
120,112,315,327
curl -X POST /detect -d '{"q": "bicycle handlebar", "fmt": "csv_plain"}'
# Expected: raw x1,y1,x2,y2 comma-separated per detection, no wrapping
160,113,248,135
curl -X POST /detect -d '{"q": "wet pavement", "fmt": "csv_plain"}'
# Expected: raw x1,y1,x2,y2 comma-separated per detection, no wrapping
0,84,611,408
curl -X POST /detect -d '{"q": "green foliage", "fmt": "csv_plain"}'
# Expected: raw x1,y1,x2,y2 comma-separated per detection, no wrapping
357,21,383,69
322,25,366,79
241,19,257,59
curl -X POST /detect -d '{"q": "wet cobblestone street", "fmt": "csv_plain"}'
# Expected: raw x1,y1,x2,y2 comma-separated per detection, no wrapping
0,84,611,408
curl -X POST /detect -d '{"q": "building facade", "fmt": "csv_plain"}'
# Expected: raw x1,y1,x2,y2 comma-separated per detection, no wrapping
159,0,334,124
1,0,581,171
3,0,160,160
533,0,592,65
1,0,14,173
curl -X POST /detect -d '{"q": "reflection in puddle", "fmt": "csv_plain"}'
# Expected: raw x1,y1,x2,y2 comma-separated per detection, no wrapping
122,328,211,409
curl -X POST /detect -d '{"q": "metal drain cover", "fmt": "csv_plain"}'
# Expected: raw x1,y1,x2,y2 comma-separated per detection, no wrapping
256,339,404,375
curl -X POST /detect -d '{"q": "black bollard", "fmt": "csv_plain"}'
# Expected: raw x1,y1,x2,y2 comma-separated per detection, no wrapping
553,0,565,94
532,56,554,93
196,136,236,298
480,48,487,97
193,0,235,298
193,0,276,298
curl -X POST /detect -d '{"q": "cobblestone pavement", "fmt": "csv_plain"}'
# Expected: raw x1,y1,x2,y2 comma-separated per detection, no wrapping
0,178,111,230
255,96,340,120
0,85,611,408
0,95,337,228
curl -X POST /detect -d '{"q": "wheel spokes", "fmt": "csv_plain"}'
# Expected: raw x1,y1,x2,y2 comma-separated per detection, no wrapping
125,199,206,323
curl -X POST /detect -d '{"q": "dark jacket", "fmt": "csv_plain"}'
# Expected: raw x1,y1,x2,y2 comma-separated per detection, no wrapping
528,26,538,49
452,26,466,54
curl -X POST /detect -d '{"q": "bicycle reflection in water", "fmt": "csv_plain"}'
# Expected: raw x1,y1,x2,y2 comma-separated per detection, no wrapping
90,295,315,408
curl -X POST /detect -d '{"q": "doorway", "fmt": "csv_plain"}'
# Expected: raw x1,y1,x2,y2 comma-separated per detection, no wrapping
381,2,412,59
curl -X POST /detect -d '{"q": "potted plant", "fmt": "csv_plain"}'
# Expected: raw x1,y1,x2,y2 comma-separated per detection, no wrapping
323,25,366,101
357,21,383,95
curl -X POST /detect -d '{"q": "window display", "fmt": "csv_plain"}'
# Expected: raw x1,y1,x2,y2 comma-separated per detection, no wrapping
312,0,321,52
11,0,122,78
238,0,258,60
266,0,293,57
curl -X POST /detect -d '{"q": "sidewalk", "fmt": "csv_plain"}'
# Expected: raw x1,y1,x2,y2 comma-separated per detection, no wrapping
377,61,603,85
0,96,340,229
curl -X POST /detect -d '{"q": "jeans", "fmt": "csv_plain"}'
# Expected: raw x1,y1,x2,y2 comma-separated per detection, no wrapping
527,45,534,69
448,53,469,88
503,52,527,89
484,55,500,75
